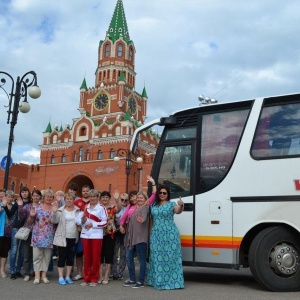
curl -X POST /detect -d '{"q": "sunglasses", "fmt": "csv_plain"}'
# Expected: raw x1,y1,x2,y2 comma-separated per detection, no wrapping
159,192,167,195
120,198,128,202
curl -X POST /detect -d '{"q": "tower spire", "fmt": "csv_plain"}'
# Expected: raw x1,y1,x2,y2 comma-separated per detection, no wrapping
107,0,131,44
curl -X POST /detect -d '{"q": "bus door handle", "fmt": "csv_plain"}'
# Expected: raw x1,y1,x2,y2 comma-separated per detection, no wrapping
183,203,194,211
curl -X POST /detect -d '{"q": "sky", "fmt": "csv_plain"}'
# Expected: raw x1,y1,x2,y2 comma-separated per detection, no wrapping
1,0,300,165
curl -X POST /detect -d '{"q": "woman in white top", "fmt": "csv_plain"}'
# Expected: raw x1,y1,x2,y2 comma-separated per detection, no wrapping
75,189,108,287
51,192,80,285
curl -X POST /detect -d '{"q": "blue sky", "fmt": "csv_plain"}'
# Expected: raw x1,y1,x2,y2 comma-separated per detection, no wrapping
1,0,300,165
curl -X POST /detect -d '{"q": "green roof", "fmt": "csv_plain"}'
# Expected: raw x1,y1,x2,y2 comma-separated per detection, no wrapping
59,124,63,132
106,0,131,44
80,77,87,90
124,110,131,120
45,122,52,133
142,86,148,98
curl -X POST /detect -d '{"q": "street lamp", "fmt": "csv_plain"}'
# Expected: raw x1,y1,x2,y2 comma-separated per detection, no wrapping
114,148,143,193
0,71,41,190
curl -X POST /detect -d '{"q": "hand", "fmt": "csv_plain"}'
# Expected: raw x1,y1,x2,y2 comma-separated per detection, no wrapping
147,175,155,186
29,206,36,217
17,197,23,206
177,197,184,207
119,225,125,234
52,201,58,213
136,213,144,224
81,215,87,224
2,198,7,207
84,223,93,230
113,189,120,200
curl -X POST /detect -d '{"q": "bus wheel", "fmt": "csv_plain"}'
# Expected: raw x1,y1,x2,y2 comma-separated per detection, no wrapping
249,226,300,292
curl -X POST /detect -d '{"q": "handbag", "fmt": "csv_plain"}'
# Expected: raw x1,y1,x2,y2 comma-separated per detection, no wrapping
15,227,31,241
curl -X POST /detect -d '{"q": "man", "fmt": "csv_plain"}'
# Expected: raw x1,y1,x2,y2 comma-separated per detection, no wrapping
73,185,91,280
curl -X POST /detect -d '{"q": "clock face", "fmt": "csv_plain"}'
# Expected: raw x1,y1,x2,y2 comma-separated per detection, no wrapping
128,97,137,114
94,93,109,110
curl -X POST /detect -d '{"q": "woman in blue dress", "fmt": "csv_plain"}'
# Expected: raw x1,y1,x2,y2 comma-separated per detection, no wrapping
147,184,184,290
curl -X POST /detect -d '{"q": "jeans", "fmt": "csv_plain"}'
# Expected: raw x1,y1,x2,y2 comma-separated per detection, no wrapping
126,242,147,284
10,228,24,274
111,232,126,277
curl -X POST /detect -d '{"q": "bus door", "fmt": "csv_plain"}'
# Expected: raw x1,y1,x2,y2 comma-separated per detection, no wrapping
154,129,196,265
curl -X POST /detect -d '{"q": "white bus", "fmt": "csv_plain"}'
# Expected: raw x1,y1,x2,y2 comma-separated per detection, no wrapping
130,93,300,292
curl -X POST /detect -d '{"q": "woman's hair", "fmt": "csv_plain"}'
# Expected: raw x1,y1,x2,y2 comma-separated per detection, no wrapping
120,193,128,200
88,189,100,197
6,190,15,197
32,189,42,197
43,189,54,198
154,185,171,205
55,190,64,197
128,190,138,207
100,191,111,198
137,191,148,201
64,192,75,200
20,186,32,201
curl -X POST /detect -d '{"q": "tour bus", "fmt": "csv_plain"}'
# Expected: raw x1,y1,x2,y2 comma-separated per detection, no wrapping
130,92,300,292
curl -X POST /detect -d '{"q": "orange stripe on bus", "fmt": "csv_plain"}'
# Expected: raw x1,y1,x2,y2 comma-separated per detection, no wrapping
180,236,242,250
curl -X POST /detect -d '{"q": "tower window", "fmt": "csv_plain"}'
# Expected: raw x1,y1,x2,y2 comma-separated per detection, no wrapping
118,43,123,57
98,150,102,160
105,43,110,57
110,149,115,159
62,154,66,163
79,127,86,136
129,47,133,61
51,155,56,164
79,147,84,162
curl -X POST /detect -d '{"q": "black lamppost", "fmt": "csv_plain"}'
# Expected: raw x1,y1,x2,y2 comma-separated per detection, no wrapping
0,71,41,190
114,148,143,193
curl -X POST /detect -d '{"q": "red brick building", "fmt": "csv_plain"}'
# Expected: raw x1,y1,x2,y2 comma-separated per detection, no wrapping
0,0,158,195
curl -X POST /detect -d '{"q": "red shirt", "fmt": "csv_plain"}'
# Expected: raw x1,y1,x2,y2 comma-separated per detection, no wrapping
74,198,89,212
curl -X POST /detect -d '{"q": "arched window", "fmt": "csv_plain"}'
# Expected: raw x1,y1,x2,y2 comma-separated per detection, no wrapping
61,154,66,163
51,155,56,164
129,47,133,61
79,147,84,162
79,127,86,136
53,135,57,143
110,149,115,159
105,43,110,57
86,150,90,161
73,151,77,162
118,43,123,57
97,150,102,160
11,182,15,192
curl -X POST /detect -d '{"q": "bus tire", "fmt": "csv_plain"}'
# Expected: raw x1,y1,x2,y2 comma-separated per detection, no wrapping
249,226,300,292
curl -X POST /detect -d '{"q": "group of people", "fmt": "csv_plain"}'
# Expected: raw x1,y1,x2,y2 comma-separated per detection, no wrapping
0,176,185,290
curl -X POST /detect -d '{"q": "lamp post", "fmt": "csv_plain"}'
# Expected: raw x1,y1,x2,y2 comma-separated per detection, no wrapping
0,71,41,190
114,148,143,193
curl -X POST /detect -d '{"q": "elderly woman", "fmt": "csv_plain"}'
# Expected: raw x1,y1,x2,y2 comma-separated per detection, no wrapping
75,189,107,287
29,189,56,284
51,192,80,285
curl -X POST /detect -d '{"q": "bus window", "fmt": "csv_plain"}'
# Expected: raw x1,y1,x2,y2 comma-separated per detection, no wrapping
200,109,250,192
165,127,196,141
157,145,192,199
252,103,300,159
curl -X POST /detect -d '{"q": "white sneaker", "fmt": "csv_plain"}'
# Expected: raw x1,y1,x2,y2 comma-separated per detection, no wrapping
24,275,30,282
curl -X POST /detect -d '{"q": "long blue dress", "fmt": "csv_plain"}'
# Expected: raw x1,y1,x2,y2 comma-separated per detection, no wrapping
147,201,184,290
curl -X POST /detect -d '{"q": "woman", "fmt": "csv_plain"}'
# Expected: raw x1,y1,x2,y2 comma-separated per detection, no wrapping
0,190,16,278
75,189,107,287
9,186,31,279
99,191,120,284
119,175,157,288
120,191,149,288
29,189,56,284
111,192,128,280
147,184,184,290
18,189,42,282
51,192,80,285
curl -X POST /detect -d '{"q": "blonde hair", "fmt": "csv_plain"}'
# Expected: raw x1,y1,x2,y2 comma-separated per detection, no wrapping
55,190,64,197
137,191,148,203
88,189,100,197
64,192,75,200
120,193,128,200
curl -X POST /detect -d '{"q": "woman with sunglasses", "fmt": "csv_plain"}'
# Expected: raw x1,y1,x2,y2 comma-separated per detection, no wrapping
147,184,184,290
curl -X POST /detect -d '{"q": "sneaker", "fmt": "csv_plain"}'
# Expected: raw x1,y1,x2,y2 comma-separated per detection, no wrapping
65,277,73,284
123,279,136,287
89,282,97,287
24,275,30,282
10,273,17,280
80,282,89,286
42,277,50,284
58,277,66,285
132,282,144,288
15,272,23,278
73,274,82,281
33,279,40,284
